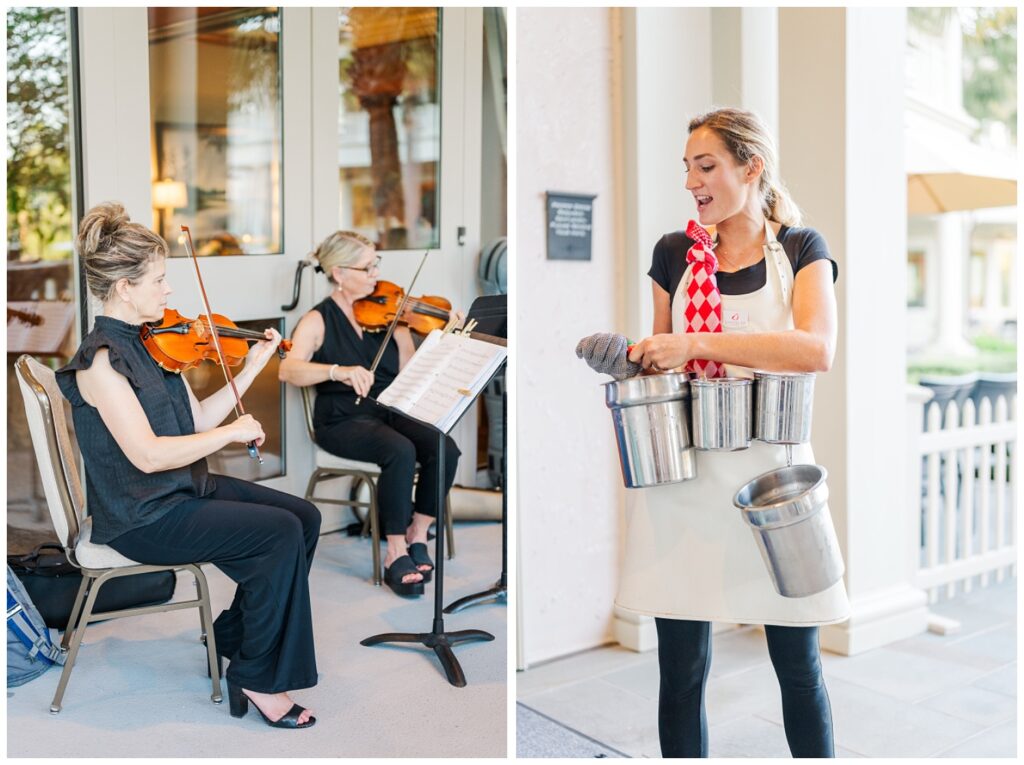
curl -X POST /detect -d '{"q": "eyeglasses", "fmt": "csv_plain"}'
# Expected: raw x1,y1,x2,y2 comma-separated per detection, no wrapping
344,255,382,273
344,256,380,274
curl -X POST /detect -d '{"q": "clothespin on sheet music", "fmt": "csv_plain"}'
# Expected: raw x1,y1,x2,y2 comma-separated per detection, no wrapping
455,319,477,337
442,315,461,335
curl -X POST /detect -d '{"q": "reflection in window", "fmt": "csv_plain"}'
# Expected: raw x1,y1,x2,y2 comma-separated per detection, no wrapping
7,7,79,524
148,7,283,256
183,317,285,481
339,8,441,250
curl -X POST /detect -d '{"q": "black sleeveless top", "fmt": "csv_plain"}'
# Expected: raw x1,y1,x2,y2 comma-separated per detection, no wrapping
56,315,215,544
309,297,399,430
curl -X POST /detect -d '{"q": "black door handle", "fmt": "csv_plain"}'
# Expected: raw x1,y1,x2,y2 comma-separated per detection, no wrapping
281,260,312,311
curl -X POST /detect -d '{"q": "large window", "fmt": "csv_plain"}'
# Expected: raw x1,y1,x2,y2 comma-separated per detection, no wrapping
148,7,283,255
7,7,78,523
338,8,441,250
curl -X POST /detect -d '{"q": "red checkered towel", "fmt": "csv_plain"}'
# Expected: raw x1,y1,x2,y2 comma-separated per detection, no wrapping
683,220,725,378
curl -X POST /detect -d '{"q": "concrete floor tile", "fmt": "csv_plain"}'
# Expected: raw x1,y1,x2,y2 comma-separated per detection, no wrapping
917,684,1017,727
517,645,649,699
599,654,659,700
706,663,786,728
521,677,659,757
885,628,1010,673
946,624,1017,666
822,644,989,703
934,719,1017,758
707,715,791,758
780,675,986,757
707,626,773,679
973,664,1016,698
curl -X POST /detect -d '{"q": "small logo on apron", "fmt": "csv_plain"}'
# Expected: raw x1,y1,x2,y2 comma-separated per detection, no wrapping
723,309,748,329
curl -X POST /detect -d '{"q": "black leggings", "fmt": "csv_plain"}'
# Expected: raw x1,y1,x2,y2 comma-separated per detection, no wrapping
108,474,321,694
655,618,834,758
314,411,460,536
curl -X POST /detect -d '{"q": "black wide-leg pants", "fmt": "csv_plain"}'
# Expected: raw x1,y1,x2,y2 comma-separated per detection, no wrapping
315,411,460,536
107,474,321,694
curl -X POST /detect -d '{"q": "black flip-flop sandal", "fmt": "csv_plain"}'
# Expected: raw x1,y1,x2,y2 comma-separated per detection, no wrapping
407,542,434,583
384,555,425,596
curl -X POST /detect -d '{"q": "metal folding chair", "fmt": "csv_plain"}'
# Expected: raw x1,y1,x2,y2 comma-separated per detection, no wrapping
15,354,222,713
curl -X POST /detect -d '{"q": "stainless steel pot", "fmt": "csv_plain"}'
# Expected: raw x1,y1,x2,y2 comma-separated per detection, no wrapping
690,377,753,450
755,371,815,444
604,373,698,488
733,464,845,598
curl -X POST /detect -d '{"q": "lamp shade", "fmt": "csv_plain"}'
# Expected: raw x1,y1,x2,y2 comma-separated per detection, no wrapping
152,179,188,210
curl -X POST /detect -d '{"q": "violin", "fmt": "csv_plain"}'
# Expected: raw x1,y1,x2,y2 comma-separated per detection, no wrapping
353,280,451,335
140,308,292,374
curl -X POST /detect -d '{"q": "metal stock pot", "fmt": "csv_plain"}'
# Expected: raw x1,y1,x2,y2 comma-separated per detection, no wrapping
733,464,845,597
690,377,754,450
754,371,816,445
604,372,697,488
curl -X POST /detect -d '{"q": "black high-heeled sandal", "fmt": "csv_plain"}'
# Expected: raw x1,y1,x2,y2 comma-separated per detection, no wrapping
227,681,316,729
407,542,434,583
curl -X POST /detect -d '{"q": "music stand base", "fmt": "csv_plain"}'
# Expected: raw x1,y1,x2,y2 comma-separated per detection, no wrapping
360,629,495,687
444,579,507,613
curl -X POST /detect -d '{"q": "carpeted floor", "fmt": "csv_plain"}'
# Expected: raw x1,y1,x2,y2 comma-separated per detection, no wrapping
7,520,507,758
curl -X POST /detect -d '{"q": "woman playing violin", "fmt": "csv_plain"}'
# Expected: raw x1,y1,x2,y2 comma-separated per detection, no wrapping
56,203,320,729
278,231,460,598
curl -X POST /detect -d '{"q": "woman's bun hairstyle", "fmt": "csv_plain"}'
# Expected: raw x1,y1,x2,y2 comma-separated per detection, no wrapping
77,202,168,302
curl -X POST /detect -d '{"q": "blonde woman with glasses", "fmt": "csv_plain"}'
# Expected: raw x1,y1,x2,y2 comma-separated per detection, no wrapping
279,232,461,598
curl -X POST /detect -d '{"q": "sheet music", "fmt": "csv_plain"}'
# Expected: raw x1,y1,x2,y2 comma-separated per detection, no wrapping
378,329,506,432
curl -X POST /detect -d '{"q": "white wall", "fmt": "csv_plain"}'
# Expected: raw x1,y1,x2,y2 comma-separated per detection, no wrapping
516,8,624,666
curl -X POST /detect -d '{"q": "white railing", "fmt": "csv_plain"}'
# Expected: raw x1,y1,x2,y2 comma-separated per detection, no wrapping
909,389,1017,604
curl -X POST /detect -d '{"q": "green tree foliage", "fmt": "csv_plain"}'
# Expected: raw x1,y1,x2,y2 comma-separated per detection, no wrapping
6,7,72,260
961,7,1017,140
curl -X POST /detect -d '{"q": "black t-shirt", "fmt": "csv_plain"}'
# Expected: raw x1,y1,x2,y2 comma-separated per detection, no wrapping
309,297,400,429
648,225,838,305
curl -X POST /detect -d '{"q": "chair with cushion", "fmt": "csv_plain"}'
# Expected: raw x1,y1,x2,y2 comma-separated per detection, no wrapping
15,354,222,713
299,385,454,587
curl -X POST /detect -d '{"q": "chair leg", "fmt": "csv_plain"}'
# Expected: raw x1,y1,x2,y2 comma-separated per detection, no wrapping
50,571,107,713
303,467,324,503
445,496,455,560
61,576,91,651
369,480,382,586
188,564,223,704
353,477,371,538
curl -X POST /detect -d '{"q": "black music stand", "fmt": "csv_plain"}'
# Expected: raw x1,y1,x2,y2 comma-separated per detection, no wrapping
360,327,505,687
445,294,508,613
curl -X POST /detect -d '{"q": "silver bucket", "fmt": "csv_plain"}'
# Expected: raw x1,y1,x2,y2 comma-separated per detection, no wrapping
690,377,753,450
733,464,845,598
604,373,697,488
755,371,815,444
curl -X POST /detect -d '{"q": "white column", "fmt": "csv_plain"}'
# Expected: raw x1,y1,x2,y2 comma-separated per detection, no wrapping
710,8,778,137
934,213,976,354
779,7,929,656
615,7,713,651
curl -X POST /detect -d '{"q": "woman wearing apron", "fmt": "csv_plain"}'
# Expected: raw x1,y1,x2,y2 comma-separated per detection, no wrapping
579,108,850,757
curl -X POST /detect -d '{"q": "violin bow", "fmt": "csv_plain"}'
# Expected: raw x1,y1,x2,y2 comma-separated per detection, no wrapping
181,225,263,464
355,250,429,406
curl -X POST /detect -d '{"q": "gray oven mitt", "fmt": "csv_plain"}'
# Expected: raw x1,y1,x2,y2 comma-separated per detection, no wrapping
575,332,642,380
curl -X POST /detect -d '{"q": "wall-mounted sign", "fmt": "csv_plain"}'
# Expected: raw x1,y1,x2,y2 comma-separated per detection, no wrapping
546,191,596,261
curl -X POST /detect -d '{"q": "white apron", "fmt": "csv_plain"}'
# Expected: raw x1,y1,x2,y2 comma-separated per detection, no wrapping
616,221,851,626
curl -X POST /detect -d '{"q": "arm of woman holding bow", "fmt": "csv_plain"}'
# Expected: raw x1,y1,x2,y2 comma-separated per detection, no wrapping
184,327,283,432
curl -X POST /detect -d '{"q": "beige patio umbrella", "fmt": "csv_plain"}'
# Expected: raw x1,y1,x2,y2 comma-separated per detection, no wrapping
907,135,1017,214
